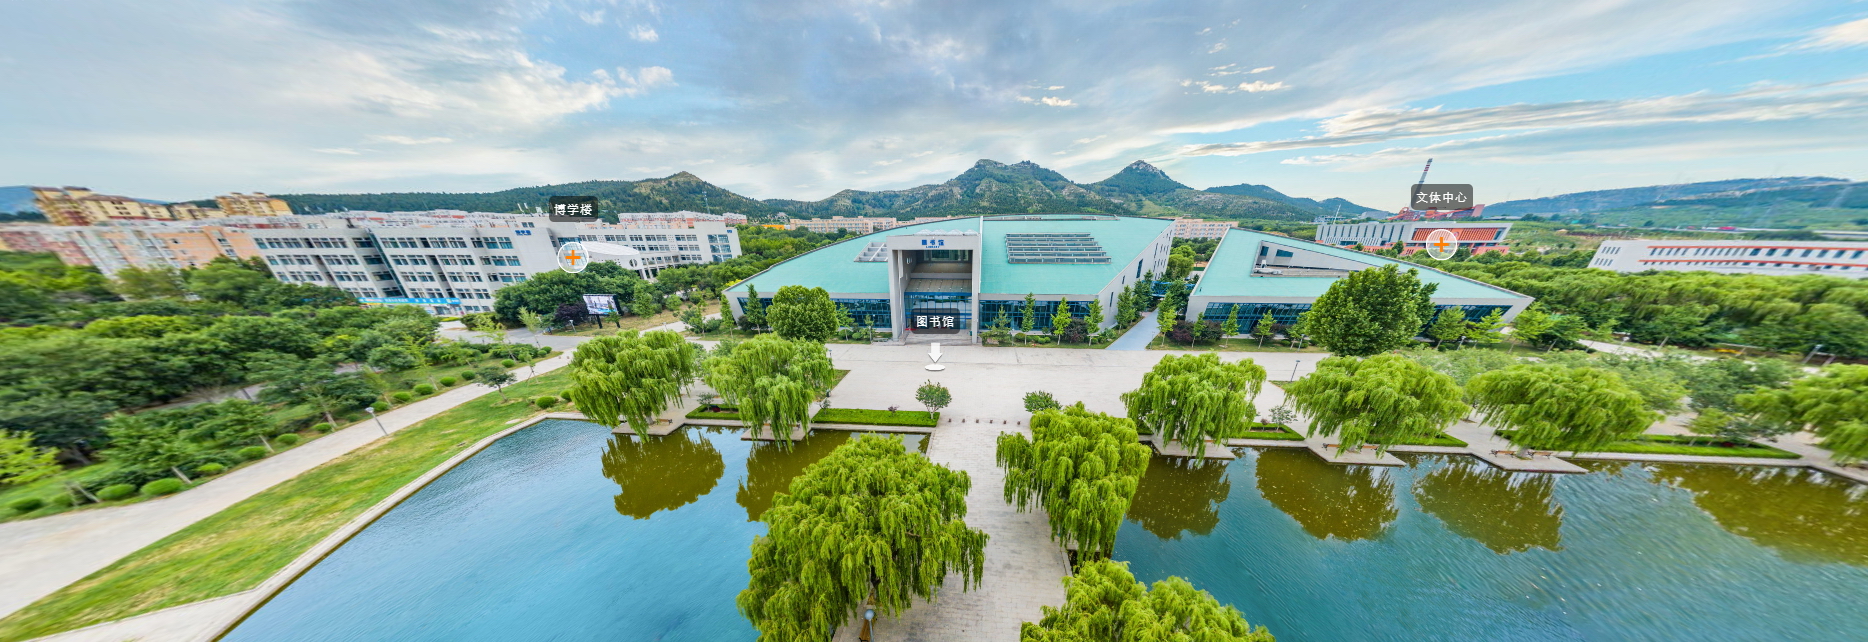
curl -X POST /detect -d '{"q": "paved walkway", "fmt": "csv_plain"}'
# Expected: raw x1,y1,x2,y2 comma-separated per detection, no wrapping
1105,311,1160,351
0,354,573,622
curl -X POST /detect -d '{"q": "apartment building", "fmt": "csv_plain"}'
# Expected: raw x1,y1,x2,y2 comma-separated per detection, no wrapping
215,193,294,217
791,216,900,234
1592,239,1868,279
1171,218,1236,239
0,219,276,273
245,212,743,315
614,211,748,227
33,187,180,226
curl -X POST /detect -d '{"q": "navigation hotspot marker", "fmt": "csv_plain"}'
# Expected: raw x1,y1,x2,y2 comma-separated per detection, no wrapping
926,343,946,371
1423,229,1459,260
557,241,590,273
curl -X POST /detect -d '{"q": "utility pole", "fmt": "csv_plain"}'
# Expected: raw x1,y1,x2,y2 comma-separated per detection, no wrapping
1804,344,1824,365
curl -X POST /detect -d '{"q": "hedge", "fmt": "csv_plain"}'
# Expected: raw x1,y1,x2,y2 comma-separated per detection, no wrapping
438,376,459,387
391,392,413,403
811,408,940,428
413,384,435,396
459,370,478,381
311,422,334,433
9,498,44,513
194,463,227,476
534,396,558,409
97,484,137,501
237,446,269,461
140,479,184,496
275,434,301,446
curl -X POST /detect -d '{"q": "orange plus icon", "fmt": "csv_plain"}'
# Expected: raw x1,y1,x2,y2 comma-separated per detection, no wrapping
1424,229,1458,260
557,241,591,273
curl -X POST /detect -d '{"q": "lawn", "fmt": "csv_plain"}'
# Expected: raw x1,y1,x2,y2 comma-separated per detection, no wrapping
0,369,574,642
1494,431,1801,459
551,309,682,336
1236,423,1307,441
812,408,940,427
685,405,741,419
1146,336,1330,353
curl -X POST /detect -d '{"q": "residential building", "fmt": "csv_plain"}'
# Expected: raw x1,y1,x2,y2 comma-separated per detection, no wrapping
32,187,183,226
614,211,748,227
1171,218,1235,239
1591,239,1868,279
1186,228,1534,329
0,219,275,274
1316,220,1512,253
245,212,742,315
0,226,92,265
791,216,900,234
214,193,293,217
728,214,1177,343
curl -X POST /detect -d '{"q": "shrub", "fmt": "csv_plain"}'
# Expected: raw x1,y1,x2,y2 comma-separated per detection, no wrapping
312,422,335,433
98,484,137,501
459,370,478,381
562,389,574,401
49,493,76,507
438,376,459,387
10,497,45,513
140,478,185,496
371,401,391,412
392,391,413,403
535,396,558,409
275,434,301,446
413,383,436,396
1034,336,1053,345
501,359,517,368
194,463,227,476
237,446,270,461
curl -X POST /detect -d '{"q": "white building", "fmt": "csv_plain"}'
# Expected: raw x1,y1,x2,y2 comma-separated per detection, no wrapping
1591,239,1868,279
1316,220,1512,250
245,212,742,315
1171,218,1235,239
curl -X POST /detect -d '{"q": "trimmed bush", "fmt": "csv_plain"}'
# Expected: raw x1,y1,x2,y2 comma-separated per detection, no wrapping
312,422,334,433
237,446,270,461
140,478,185,496
49,493,75,508
811,408,941,428
98,484,137,501
459,370,478,381
534,396,558,409
391,391,413,403
194,463,227,476
438,376,459,387
562,389,574,401
371,401,390,412
275,433,301,446
500,359,517,368
10,497,45,513
413,384,436,396
1034,336,1053,345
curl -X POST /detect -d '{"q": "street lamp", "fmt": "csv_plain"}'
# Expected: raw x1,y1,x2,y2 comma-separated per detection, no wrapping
365,407,389,437
1290,359,1302,381
859,606,876,642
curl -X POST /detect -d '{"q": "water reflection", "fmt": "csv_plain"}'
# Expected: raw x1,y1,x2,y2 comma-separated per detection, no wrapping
1255,448,1397,541
599,430,725,519
1126,454,1231,539
1412,458,1563,554
1649,463,1868,566
736,431,929,521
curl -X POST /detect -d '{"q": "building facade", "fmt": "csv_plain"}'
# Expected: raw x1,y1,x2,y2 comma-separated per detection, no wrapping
1316,220,1512,252
1172,218,1236,239
790,216,901,234
214,193,294,217
1591,239,1868,279
245,212,743,315
0,220,276,273
728,214,1175,342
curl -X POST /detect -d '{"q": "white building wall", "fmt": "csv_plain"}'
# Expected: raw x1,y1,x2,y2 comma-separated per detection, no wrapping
1592,239,1868,279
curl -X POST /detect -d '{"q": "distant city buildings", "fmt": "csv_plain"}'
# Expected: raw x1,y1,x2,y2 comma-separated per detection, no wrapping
790,216,901,234
1171,218,1235,239
1316,221,1512,254
214,193,294,217
31,187,293,226
0,218,282,271
1591,239,1868,279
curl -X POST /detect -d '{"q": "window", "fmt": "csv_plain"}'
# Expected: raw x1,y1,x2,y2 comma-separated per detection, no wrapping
471,237,515,249
675,234,697,241
482,255,522,266
355,237,376,248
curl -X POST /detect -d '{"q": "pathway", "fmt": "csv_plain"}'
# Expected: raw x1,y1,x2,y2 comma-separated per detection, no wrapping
0,354,574,622
1105,311,1159,351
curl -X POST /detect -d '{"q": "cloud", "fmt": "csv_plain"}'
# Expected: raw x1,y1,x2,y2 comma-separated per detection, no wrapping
1207,42,1227,54
1017,96,1076,107
1181,79,1288,94
1182,78,1868,156
1796,17,1868,50
1237,81,1287,92
579,10,605,25
610,66,675,96
1074,135,1107,144
312,148,362,155
1250,66,1275,73
629,24,660,42
369,135,454,145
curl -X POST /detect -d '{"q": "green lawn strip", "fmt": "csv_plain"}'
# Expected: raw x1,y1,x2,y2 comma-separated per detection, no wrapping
1133,422,1305,440
811,408,939,428
1380,433,1468,448
685,405,741,419
1494,430,1800,459
827,369,851,391
0,369,573,642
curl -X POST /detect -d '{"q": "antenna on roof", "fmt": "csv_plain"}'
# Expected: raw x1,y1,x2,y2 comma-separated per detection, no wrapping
1417,158,1433,185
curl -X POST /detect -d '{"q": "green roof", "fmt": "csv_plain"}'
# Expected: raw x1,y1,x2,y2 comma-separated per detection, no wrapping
1193,229,1529,300
728,215,1172,297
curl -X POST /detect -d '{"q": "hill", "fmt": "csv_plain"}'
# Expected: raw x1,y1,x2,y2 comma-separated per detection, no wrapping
1203,183,1382,215
1482,177,1849,217
269,173,780,216
0,186,39,214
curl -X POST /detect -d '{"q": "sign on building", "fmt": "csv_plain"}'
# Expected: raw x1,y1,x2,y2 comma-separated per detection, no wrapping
1408,184,1474,210
548,195,599,222
582,294,618,315
913,314,958,329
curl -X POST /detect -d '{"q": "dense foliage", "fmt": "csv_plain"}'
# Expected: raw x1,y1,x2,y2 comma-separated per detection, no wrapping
1285,355,1468,454
704,336,837,442
566,331,700,436
1019,559,1275,642
996,404,1150,558
1737,364,1868,462
1467,364,1658,453
1305,263,1437,357
738,435,987,641
767,285,839,342
1121,353,1266,451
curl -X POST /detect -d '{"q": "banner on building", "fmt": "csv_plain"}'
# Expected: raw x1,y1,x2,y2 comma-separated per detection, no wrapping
582,294,618,315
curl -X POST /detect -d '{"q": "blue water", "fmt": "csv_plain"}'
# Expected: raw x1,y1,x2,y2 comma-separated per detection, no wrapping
1115,449,1868,642
225,421,920,642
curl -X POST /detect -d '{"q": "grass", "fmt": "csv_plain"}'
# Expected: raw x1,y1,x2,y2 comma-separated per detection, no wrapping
0,368,574,642
552,309,683,336
827,369,851,391
812,408,940,427
1379,432,1469,448
1237,423,1307,441
1494,430,1802,459
685,405,741,419
1146,337,1330,352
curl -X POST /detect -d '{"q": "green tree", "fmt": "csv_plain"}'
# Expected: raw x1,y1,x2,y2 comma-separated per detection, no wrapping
739,285,767,332
518,308,550,344
1683,358,1801,412
474,366,518,401
1509,305,1554,352
194,399,280,451
1737,364,1868,462
1466,309,1506,346
766,285,839,343
704,334,835,442
1251,311,1276,348
996,404,1150,558
1285,354,1468,454
1427,307,1467,348
1021,292,1039,342
1121,353,1266,454
1116,287,1138,327
490,262,642,323
1019,559,1274,642
110,265,188,300
184,259,272,304
102,413,197,484
0,430,60,486
982,311,1015,346
365,345,419,371
1085,296,1104,331
1640,303,1718,349
1468,364,1657,454
1165,246,1195,280
0,388,114,464
916,380,952,415
1051,297,1073,337
1306,264,1434,357
1287,310,1314,348
568,330,701,437
738,435,987,642
254,356,379,425
1219,306,1240,343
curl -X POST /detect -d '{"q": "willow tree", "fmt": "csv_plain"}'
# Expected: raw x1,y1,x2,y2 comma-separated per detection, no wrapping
739,435,988,642
1020,559,1274,642
996,404,1151,559
1736,364,1868,462
567,330,700,437
704,334,836,443
1284,354,1467,454
1467,363,1656,454
1121,353,1266,455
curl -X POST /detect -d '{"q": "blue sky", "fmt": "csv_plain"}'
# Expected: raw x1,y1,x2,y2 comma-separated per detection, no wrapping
2,0,1866,210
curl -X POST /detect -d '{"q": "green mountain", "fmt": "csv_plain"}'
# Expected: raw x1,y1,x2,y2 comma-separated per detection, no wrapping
769,159,1115,218
271,173,780,216
1090,160,1190,195
1204,183,1382,215
1482,177,1849,217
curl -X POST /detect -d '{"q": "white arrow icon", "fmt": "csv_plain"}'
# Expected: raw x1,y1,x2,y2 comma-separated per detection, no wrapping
925,343,946,371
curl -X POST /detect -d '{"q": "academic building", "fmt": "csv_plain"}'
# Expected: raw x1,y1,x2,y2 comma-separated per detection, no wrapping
1315,220,1512,254
726,214,1532,343
1591,239,1868,279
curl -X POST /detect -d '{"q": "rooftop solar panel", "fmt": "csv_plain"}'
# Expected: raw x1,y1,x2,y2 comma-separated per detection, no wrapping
1005,233,1110,263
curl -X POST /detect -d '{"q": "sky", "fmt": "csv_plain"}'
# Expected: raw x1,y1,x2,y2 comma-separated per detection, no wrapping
2,0,1867,210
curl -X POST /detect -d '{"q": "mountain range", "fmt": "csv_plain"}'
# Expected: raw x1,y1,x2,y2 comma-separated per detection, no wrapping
1482,177,1856,217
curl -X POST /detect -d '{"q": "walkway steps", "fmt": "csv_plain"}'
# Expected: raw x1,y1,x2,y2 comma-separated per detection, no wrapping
1472,450,1589,474
1143,436,1237,460
1306,443,1406,467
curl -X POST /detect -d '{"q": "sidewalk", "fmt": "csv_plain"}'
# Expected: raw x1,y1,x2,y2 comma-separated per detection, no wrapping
0,354,573,621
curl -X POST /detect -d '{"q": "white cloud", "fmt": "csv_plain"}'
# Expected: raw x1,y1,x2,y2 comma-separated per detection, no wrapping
1250,66,1275,73
1797,17,1868,50
873,159,900,166
1182,79,1287,94
629,24,659,42
1074,135,1107,144
1207,42,1227,54
579,10,605,26
1017,95,1076,107
609,66,675,96
1237,81,1287,92
369,135,454,145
